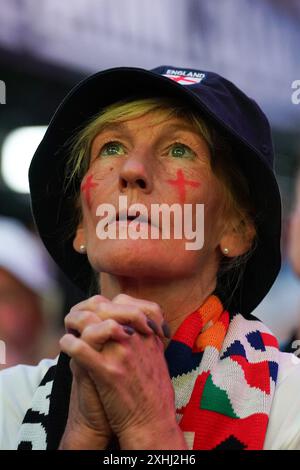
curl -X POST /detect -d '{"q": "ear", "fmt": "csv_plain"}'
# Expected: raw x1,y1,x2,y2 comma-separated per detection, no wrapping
219,219,256,258
73,224,86,253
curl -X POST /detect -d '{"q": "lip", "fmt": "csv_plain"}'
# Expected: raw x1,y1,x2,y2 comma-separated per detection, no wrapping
117,209,149,224
108,210,159,228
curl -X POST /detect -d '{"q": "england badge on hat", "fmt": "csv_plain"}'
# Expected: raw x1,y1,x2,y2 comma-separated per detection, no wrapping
163,69,206,85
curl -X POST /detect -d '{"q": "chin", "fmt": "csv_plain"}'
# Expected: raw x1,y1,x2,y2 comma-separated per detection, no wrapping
87,239,199,280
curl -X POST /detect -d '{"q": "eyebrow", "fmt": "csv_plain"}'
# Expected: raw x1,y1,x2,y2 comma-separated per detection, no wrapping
97,121,203,140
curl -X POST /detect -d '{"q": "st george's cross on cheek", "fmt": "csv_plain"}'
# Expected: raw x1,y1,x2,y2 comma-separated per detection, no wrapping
166,169,201,204
81,174,98,208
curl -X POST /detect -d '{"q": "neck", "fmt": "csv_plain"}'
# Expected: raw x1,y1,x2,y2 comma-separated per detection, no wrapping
99,270,217,348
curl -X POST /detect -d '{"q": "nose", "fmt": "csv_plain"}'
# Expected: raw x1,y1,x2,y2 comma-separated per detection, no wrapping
118,157,152,194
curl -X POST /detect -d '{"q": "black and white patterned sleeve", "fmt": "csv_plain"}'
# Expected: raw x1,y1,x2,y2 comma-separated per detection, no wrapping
0,357,58,450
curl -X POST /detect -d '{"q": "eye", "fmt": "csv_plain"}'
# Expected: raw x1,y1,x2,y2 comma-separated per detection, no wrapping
169,142,196,159
99,141,126,157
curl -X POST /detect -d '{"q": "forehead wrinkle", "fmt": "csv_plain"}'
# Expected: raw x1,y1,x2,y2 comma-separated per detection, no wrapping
155,122,204,139
93,121,132,141
91,118,207,158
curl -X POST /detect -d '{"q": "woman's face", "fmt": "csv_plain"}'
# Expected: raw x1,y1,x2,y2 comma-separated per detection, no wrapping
74,111,228,282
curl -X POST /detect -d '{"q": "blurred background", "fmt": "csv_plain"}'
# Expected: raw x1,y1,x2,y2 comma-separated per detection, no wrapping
0,0,300,367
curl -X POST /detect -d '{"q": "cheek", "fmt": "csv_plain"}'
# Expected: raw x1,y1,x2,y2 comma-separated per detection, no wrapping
80,165,116,209
80,174,98,209
202,177,226,239
165,168,202,204
184,167,216,206
80,166,117,244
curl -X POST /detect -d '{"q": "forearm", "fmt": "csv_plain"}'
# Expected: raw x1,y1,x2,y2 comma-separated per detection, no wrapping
118,420,189,450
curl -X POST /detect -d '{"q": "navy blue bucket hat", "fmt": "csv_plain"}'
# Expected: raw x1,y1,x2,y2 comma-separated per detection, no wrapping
29,65,282,317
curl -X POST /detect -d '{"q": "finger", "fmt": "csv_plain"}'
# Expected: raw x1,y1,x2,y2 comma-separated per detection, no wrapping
60,322,134,372
64,309,102,336
81,319,135,352
70,294,111,314
60,334,103,375
95,302,162,338
67,304,160,339
112,294,168,338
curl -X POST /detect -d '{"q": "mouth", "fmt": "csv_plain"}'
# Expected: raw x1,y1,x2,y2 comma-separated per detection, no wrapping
116,211,150,224
105,209,160,230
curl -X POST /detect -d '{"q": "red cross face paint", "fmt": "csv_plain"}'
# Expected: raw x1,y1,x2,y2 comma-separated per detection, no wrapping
166,169,201,204
81,174,98,208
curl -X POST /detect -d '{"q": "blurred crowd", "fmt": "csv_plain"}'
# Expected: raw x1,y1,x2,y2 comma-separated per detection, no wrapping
0,216,61,368
253,163,300,351
0,193,85,370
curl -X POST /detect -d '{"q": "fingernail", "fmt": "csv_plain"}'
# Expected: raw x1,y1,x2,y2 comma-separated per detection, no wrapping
162,321,171,338
123,325,135,335
147,318,160,335
66,328,80,338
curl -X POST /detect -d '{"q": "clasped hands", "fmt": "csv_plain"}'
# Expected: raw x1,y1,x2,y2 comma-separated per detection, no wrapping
59,294,187,450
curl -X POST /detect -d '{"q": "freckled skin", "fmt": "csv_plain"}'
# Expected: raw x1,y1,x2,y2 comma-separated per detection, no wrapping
75,113,225,283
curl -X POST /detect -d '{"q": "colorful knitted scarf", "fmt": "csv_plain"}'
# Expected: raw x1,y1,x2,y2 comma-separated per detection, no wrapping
17,294,279,450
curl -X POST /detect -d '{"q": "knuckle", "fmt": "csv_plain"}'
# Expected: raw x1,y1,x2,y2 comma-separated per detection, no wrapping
79,310,96,323
152,302,163,315
91,294,103,303
97,302,108,313
81,323,97,341
105,318,120,333
71,338,85,355
134,308,147,322
113,293,129,302
64,310,82,327
145,300,164,317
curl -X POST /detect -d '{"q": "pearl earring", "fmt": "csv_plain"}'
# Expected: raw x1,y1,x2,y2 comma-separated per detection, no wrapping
79,244,86,254
223,247,229,255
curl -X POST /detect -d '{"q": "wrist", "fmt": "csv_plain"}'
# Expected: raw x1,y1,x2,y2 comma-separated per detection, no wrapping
59,422,110,450
118,419,189,450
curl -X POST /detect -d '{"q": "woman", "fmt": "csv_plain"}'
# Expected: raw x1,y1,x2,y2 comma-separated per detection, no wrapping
1,65,300,450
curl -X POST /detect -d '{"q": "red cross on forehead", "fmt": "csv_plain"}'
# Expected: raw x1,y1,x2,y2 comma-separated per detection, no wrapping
166,169,200,204
81,174,98,207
